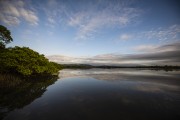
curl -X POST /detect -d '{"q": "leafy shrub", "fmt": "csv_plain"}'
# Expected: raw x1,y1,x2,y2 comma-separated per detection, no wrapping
0,46,60,76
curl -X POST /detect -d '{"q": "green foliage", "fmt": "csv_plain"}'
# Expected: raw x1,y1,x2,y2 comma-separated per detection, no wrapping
0,25,13,49
0,46,61,76
50,61,63,70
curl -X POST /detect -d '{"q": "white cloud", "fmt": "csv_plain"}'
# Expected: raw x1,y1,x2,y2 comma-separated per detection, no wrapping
0,14,20,25
0,0,39,25
120,34,132,41
19,8,39,25
134,45,158,52
4,3,20,17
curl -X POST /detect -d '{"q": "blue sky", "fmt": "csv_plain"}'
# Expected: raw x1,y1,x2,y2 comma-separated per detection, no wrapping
0,0,180,65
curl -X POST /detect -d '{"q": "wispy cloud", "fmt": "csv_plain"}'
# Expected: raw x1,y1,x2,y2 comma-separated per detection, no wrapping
37,0,142,40
116,24,180,43
0,15,20,25
139,25,180,43
66,1,142,40
0,0,39,25
41,0,67,28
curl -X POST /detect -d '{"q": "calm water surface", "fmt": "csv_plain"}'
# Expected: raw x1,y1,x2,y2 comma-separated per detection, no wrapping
1,69,180,120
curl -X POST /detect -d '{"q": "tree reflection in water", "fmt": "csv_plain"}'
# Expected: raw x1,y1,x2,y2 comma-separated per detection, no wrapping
0,74,58,120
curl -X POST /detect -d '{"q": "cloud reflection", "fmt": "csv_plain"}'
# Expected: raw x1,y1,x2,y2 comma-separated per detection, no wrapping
59,69,180,93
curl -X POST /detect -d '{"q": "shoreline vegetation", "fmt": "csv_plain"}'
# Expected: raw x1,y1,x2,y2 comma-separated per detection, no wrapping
0,46,63,76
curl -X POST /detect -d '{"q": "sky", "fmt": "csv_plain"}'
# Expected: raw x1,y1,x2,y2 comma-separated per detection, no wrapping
0,0,180,65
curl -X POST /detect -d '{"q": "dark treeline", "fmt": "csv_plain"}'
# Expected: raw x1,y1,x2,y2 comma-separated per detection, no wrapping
61,64,93,69
61,64,180,71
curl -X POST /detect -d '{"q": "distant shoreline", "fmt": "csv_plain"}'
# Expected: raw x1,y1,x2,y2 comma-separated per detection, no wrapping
61,64,180,71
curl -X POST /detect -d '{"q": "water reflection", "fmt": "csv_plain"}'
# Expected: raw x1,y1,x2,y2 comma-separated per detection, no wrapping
59,69,180,93
0,74,58,120
1,69,180,120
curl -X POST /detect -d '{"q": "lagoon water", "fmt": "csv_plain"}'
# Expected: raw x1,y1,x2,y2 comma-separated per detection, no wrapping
1,69,180,120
